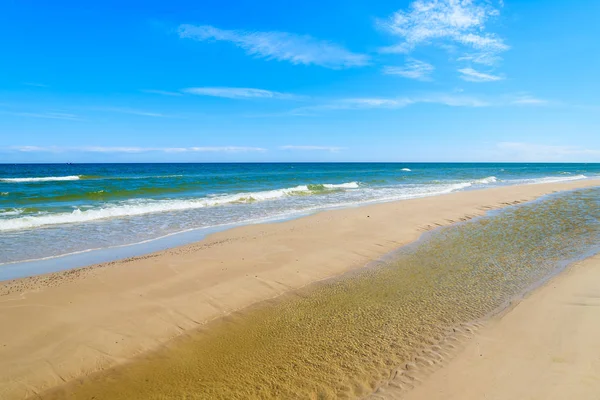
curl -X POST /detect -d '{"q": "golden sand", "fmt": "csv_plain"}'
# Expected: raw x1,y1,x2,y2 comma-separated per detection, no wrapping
39,189,600,399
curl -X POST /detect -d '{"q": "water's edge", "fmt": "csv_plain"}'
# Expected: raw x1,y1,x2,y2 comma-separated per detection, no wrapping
1,181,594,281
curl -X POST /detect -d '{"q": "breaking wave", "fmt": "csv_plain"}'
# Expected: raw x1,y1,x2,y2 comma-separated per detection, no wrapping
0,182,360,231
475,176,498,184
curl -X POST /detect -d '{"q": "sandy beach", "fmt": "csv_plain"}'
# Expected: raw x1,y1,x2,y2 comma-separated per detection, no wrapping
1,179,599,399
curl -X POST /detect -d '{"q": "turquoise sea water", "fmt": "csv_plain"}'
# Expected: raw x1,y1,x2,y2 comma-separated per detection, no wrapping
1,163,599,276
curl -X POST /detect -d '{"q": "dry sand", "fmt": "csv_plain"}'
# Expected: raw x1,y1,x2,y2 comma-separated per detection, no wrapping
0,179,599,399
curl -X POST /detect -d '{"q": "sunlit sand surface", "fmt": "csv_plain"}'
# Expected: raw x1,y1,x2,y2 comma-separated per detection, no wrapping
41,188,600,399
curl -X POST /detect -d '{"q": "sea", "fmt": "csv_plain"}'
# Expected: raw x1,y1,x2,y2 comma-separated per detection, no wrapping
1,163,599,279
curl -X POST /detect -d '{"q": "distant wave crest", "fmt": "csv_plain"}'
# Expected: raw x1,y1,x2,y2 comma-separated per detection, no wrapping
0,175,81,183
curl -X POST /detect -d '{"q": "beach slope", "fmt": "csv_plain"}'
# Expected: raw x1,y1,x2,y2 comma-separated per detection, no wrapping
0,179,599,399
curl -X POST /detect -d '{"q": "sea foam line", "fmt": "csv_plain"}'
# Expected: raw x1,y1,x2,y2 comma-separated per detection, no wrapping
0,175,81,183
475,176,497,184
522,174,587,185
0,175,589,232
0,182,360,231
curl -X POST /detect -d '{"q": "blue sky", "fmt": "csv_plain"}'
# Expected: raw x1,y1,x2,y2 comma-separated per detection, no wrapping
1,0,599,163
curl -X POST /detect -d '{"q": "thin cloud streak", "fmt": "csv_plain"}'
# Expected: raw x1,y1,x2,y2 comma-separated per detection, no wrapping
457,52,501,66
178,24,370,69
92,107,176,118
511,95,550,105
8,146,267,153
289,93,491,114
279,145,345,152
458,67,503,82
383,59,434,80
142,89,184,96
183,87,300,100
6,111,81,121
284,92,554,115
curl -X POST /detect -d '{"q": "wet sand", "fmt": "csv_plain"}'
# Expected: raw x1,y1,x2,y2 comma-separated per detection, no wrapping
0,179,599,399
399,253,600,400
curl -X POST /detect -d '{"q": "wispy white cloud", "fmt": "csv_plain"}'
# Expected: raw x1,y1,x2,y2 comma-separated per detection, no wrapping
421,93,491,107
176,146,266,153
7,111,81,121
383,58,434,80
457,32,507,53
4,106,180,121
92,107,174,118
284,99,410,115
510,95,550,106
10,146,48,152
338,98,416,109
142,89,183,96
379,0,508,80
458,67,503,82
379,0,508,56
290,93,490,114
8,146,267,153
183,87,299,100
279,145,345,152
284,91,556,115
178,24,370,69
457,52,501,66
495,142,600,161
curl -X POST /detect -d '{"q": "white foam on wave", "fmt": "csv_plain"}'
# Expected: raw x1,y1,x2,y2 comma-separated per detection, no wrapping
0,209,23,216
0,181,360,231
302,182,474,210
475,176,497,184
525,174,587,184
5,173,587,233
0,175,81,183
323,182,360,189
401,168,411,172
0,192,8,196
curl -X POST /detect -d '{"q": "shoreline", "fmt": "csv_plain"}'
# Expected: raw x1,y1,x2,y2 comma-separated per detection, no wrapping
397,253,600,400
1,179,599,399
1,177,593,281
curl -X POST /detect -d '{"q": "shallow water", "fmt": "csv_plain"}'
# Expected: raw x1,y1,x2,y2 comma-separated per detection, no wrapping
42,188,600,400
